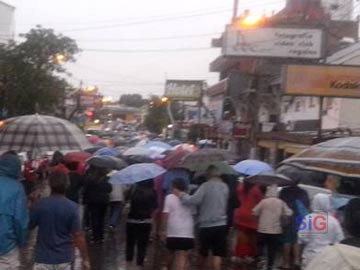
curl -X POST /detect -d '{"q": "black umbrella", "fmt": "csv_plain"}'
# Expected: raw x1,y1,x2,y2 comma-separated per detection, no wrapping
87,156,127,170
246,173,294,187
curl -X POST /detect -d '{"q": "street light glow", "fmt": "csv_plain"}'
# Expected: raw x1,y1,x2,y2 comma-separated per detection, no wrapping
234,14,262,27
84,86,96,92
161,97,169,103
55,53,66,63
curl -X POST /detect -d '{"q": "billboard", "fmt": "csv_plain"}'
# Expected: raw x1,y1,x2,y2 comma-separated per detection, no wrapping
223,26,323,59
165,80,203,101
283,64,360,98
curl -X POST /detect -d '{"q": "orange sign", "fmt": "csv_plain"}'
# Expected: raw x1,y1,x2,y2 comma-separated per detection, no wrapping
283,65,360,98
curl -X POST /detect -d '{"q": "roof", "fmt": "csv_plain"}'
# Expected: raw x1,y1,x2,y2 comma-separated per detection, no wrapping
327,42,360,65
0,1,15,9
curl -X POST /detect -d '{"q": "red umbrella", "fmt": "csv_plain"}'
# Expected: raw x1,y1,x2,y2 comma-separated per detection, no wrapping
64,151,91,164
162,150,191,169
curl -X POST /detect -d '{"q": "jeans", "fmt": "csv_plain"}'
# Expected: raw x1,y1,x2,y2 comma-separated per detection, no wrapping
109,202,123,227
257,233,281,270
33,262,72,270
88,203,108,241
0,248,20,270
126,222,152,266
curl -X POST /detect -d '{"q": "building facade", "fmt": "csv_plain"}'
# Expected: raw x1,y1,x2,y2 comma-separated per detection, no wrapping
321,0,354,20
0,1,15,43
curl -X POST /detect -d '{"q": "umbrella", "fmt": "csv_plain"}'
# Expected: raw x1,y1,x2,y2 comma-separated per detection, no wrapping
0,114,92,153
112,136,127,146
173,143,198,152
87,156,127,170
84,146,103,154
182,160,238,175
64,151,91,164
123,147,153,157
162,150,191,169
168,140,182,147
126,155,154,165
109,163,166,184
144,141,172,151
246,173,294,186
233,160,274,176
281,137,360,178
180,149,235,169
93,147,119,157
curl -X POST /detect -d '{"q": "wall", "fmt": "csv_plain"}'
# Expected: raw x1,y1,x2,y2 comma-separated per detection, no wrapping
0,1,14,43
322,0,354,20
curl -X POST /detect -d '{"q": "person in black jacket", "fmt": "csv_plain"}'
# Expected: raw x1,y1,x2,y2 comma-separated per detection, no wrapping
83,165,112,243
126,179,158,269
65,161,84,204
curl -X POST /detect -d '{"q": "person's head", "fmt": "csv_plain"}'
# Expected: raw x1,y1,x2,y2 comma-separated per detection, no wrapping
0,154,21,179
65,161,79,172
49,172,69,195
138,179,154,189
50,151,64,166
324,175,340,192
206,165,220,179
265,184,278,198
172,178,187,193
312,193,331,212
344,198,360,237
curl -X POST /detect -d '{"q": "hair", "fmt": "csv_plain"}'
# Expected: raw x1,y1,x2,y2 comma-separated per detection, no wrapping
172,178,187,192
65,161,79,171
137,179,154,189
207,165,220,178
344,198,360,237
49,172,70,194
50,151,64,166
1,150,18,157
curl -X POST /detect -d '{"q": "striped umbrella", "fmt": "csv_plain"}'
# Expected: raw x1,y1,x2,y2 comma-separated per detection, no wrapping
0,114,92,153
281,137,360,178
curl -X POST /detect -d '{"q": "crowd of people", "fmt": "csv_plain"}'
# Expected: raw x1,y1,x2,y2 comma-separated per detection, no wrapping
0,149,359,270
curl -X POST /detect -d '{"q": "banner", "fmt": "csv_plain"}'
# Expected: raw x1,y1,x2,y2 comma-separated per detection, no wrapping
283,64,360,98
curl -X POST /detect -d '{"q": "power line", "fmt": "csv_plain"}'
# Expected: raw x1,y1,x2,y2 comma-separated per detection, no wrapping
76,32,221,42
82,47,215,53
59,9,232,32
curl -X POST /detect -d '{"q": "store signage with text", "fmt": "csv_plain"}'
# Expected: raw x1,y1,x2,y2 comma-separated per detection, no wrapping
224,27,323,59
165,80,203,101
283,65,360,98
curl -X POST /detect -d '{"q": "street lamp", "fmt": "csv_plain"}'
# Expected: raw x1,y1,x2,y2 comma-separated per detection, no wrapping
233,13,262,28
161,96,169,103
84,86,97,92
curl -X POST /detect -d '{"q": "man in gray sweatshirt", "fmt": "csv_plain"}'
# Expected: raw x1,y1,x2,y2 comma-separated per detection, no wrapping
177,165,229,270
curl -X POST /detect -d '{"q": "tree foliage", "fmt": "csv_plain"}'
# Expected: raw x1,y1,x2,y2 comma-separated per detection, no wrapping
119,94,147,108
0,26,80,118
144,96,168,134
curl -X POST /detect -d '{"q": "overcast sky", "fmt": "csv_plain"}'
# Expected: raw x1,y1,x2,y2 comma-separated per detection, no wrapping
8,0,285,98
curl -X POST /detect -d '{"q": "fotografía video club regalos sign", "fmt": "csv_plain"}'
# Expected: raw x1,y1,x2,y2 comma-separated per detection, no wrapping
283,65,360,98
223,27,323,59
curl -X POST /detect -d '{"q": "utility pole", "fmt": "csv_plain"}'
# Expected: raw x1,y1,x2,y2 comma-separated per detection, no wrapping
233,0,239,22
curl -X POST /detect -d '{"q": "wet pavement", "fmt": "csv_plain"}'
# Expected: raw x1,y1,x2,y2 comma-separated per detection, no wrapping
20,182,280,270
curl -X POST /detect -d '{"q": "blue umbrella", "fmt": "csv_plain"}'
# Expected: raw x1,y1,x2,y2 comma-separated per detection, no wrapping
110,163,166,185
233,160,273,176
143,141,172,150
93,147,118,157
168,140,182,147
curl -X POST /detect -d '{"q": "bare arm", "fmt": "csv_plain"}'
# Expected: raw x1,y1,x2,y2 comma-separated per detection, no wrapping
73,231,90,270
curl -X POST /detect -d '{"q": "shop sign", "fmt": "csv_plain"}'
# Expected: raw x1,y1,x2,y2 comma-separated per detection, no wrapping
224,26,323,59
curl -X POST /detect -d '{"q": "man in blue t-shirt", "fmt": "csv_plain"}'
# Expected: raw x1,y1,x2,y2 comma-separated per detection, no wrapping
30,172,90,270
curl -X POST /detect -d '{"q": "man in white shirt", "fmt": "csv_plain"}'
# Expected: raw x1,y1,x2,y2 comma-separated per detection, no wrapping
161,178,195,270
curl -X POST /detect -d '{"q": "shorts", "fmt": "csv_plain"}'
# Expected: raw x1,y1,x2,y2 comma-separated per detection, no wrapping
199,226,228,257
33,262,73,270
166,237,195,251
0,248,20,270
282,224,298,245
